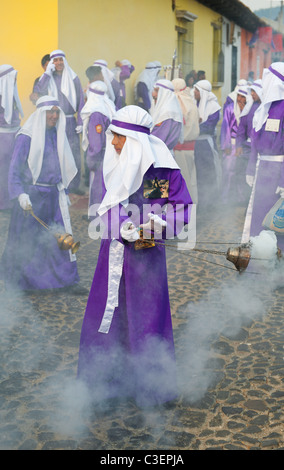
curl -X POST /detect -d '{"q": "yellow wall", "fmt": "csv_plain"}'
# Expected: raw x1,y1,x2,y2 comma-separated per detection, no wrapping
176,1,221,102
58,0,178,104
0,0,58,122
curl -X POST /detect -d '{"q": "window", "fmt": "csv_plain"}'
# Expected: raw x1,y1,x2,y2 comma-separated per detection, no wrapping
212,21,224,84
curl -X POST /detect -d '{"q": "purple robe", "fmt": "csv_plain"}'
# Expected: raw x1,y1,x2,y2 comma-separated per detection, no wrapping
194,110,220,209
112,65,134,110
34,72,85,191
151,119,182,151
0,97,21,209
243,100,284,252
136,82,151,111
235,101,260,204
85,112,110,207
220,101,239,203
77,166,192,406
0,129,79,290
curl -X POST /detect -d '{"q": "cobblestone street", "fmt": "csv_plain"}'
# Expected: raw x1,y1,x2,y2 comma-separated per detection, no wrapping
0,192,283,451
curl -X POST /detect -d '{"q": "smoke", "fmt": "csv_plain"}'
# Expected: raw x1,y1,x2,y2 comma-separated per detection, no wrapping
176,229,283,403
1,223,283,448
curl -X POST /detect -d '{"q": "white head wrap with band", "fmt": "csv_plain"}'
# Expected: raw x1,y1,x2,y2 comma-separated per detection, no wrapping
150,79,183,128
80,80,116,151
93,59,115,102
97,105,179,216
17,95,77,188
46,50,77,111
253,62,284,132
0,65,24,124
194,79,221,123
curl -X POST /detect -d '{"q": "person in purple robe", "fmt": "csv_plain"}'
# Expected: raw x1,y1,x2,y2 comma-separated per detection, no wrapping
80,81,115,210
134,62,158,112
220,85,249,204
93,59,118,105
193,80,221,210
242,62,284,254
77,105,192,407
0,96,85,293
33,50,85,193
0,65,24,210
150,79,183,152
235,79,262,205
111,59,135,110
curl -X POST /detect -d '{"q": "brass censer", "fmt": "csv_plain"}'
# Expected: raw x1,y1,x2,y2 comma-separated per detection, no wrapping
27,206,80,254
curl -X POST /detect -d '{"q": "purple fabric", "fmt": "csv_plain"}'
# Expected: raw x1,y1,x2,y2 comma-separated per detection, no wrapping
86,112,110,207
136,81,151,111
34,72,85,190
0,98,21,209
111,119,150,134
77,166,192,406
0,130,79,290
233,101,260,205
151,119,182,151
220,101,240,203
246,100,284,251
194,110,220,209
111,67,133,110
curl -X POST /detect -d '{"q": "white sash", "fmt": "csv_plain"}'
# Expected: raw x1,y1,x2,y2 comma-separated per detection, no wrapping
98,239,125,334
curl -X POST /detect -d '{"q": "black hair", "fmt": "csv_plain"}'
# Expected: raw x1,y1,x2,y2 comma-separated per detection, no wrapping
85,65,102,81
41,54,50,67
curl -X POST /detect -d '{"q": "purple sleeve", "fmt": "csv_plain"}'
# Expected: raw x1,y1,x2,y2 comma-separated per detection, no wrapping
33,73,50,95
151,119,182,150
163,169,193,239
246,128,259,177
220,105,236,150
236,115,247,148
200,110,220,136
8,134,32,199
74,76,84,126
137,82,151,111
86,113,108,171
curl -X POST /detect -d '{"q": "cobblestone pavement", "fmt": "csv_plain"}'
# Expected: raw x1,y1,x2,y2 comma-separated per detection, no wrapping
0,191,283,451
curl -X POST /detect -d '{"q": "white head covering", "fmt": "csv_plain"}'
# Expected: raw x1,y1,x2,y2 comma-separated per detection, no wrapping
93,59,115,101
172,78,200,141
240,80,262,118
150,79,183,127
97,105,179,216
47,50,77,111
80,80,116,151
194,79,221,123
17,95,77,188
0,65,24,124
134,62,158,104
253,63,284,132
233,85,250,123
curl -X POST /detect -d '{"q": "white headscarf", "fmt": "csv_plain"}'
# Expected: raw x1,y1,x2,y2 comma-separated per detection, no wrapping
134,62,158,104
234,85,250,123
172,78,200,141
228,78,248,102
0,65,24,124
253,63,284,132
240,80,262,118
97,105,179,216
194,79,221,123
46,50,78,111
80,81,116,151
93,59,115,101
17,95,77,188
150,79,183,127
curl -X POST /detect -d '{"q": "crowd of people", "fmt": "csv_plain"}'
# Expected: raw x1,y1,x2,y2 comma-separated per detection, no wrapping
1,49,284,407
